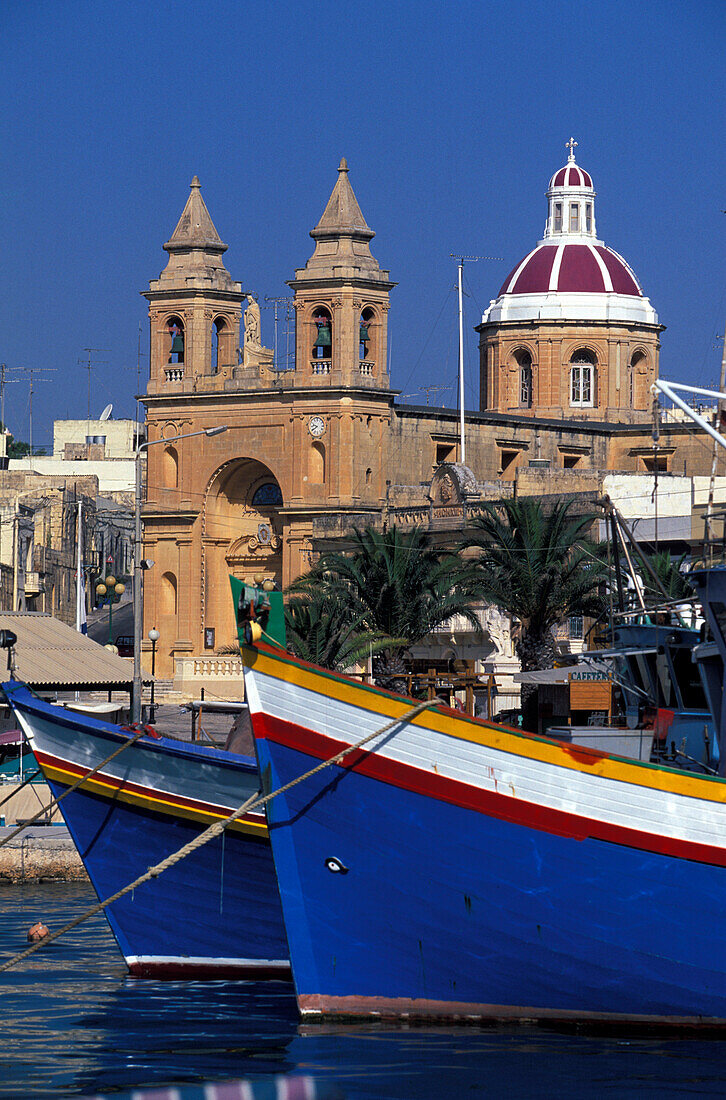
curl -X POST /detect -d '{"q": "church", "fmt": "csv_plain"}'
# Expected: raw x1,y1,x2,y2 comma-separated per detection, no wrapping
140,144,711,680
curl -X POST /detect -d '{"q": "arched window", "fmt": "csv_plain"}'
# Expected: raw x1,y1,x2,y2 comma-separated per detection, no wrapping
629,350,647,408
166,316,185,363
251,482,283,507
162,446,178,489
570,349,596,408
161,571,178,617
569,203,580,233
312,309,332,361
360,307,375,362
514,349,533,408
211,317,232,375
310,441,325,483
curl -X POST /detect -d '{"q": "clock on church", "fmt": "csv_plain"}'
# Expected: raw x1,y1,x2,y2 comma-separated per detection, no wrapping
308,416,325,438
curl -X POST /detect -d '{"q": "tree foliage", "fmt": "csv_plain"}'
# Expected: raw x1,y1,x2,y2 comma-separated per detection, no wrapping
467,498,607,676
284,589,395,672
288,525,485,687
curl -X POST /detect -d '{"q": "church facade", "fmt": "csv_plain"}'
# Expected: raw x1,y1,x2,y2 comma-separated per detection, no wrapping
140,149,712,679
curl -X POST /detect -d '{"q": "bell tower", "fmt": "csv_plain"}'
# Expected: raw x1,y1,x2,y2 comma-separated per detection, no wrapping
288,159,395,391
143,176,243,397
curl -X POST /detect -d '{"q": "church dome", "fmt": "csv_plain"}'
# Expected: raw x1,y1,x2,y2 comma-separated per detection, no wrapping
482,141,658,327
499,242,642,297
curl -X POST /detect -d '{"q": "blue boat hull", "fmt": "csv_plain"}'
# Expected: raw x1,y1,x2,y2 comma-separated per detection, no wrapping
260,738,726,1022
4,682,289,979
47,776,288,978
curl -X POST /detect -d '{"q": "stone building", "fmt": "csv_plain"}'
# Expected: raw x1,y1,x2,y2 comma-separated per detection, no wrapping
478,141,662,423
0,473,98,622
140,151,717,680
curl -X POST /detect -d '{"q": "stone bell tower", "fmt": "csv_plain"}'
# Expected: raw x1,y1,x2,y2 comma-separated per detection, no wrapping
288,158,395,391
144,176,244,397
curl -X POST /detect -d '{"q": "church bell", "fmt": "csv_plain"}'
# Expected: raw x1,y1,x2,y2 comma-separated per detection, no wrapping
315,323,332,348
359,323,370,342
170,333,185,355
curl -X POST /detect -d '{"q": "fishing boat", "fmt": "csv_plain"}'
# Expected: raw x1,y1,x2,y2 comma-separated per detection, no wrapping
236,581,726,1026
2,678,289,979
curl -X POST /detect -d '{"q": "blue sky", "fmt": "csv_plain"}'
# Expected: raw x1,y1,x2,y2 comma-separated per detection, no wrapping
0,0,724,447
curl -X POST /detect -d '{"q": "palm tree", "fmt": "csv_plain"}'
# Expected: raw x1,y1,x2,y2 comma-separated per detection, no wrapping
639,549,694,602
467,498,607,729
284,589,395,672
289,526,485,690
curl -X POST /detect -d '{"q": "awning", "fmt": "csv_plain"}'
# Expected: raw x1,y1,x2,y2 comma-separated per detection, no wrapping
0,612,139,690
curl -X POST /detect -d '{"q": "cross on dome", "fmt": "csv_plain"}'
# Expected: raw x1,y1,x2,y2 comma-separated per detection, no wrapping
566,137,578,162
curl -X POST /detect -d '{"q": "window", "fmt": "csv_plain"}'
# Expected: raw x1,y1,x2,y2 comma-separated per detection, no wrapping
312,310,332,360
251,483,283,506
570,350,596,408
562,452,581,469
569,615,584,640
435,442,455,465
585,203,592,232
553,202,563,233
629,351,647,409
515,350,533,408
211,318,228,375
499,448,519,476
569,203,580,232
310,441,325,482
166,317,185,363
360,307,375,361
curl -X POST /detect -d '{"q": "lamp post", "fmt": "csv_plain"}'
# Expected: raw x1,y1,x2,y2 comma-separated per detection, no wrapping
132,425,228,723
95,573,126,646
148,627,160,723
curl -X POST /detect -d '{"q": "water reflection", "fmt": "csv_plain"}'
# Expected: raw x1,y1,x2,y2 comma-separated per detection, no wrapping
3,884,726,1098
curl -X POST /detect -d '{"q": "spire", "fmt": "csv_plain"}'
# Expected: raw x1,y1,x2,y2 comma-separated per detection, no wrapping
164,176,228,255
312,157,374,241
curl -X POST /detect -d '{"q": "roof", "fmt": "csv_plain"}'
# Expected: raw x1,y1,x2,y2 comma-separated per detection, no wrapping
499,243,642,297
549,162,593,189
312,158,374,239
164,176,228,254
0,612,138,689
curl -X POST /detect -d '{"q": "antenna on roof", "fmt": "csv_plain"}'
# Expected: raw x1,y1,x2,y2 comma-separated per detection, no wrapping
99,403,113,422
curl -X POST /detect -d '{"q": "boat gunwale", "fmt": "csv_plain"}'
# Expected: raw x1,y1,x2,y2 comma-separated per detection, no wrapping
244,641,726,796
3,681,257,772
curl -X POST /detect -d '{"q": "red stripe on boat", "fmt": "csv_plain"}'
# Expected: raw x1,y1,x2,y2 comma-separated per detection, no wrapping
254,712,726,868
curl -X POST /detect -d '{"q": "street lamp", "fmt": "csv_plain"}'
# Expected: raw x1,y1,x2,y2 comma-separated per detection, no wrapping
148,627,160,723
95,573,126,646
132,424,228,723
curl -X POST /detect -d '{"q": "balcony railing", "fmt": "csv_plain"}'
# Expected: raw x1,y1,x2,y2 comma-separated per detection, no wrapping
165,368,185,382
311,360,331,375
359,360,375,376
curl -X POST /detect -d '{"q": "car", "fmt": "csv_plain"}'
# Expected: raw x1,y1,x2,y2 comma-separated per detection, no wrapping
115,635,134,657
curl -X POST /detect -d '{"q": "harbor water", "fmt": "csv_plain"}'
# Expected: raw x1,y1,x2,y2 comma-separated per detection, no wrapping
2,883,726,1098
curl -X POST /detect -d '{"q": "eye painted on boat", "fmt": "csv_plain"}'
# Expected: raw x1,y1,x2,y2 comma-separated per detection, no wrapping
325,857,349,874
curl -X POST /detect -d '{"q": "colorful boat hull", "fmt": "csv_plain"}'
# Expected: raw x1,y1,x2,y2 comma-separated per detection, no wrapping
3,681,289,979
243,641,726,1024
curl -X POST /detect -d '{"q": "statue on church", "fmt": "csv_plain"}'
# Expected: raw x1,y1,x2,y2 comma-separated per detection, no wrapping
244,296,261,347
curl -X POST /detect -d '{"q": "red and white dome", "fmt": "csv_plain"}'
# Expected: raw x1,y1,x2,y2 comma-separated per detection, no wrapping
482,142,658,327
499,242,642,297
549,162,592,189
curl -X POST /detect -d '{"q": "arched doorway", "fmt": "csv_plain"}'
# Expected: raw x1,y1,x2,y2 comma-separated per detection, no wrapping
202,459,284,652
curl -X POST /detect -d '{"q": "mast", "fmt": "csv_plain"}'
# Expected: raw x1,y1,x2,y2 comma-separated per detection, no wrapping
451,253,503,467
457,259,466,465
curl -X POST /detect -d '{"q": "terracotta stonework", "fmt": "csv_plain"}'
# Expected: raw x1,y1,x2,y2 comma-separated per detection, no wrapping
140,159,717,680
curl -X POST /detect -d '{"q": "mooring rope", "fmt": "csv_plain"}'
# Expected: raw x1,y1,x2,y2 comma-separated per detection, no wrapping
0,696,438,974
0,725,150,851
